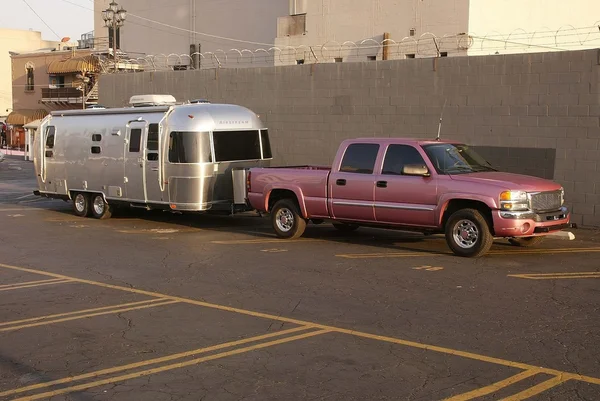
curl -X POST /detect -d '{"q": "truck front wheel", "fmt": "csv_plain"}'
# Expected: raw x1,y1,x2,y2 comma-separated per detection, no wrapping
271,199,306,239
445,208,493,257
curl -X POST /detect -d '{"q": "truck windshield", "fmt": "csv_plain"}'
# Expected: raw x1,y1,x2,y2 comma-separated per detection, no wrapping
421,143,497,175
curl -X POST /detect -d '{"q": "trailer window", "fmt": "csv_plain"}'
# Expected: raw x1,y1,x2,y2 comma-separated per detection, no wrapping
147,124,159,151
260,129,272,159
213,130,261,162
45,126,55,149
168,131,212,163
129,129,142,152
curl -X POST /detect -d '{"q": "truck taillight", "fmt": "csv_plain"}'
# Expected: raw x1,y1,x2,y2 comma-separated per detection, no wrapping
246,171,251,192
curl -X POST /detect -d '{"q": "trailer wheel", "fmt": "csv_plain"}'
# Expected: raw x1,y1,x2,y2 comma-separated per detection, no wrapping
91,194,112,220
72,193,90,217
271,199,306,239
445,208,493,258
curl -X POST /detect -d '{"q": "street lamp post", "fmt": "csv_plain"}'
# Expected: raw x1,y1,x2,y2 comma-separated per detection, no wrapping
102,1,127,72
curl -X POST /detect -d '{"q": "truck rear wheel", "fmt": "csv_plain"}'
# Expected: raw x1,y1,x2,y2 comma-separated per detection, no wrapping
445,208,493,257
72,192,90,217
91,194,112,220
271,199,306,239
508,236,545,247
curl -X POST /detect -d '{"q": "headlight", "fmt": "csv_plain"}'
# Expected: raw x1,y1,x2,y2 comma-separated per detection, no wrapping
499,191,529,211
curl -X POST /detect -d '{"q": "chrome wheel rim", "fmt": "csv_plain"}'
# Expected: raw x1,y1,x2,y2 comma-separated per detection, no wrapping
75,194,86,213
93,196,105,216
453,219,479,249
275,208,294,232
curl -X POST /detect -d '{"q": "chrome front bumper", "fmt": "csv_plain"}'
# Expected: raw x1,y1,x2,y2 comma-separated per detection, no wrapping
499,206,569,222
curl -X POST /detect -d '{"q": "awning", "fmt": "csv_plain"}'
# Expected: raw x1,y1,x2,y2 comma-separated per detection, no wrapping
6,109,48,126
47,55,100,75
24,119,42,130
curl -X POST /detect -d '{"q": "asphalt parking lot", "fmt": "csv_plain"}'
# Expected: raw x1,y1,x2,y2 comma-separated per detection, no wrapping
0,156,599,400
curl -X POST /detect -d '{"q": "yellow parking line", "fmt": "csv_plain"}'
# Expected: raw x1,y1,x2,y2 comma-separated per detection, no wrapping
508,272,600,280
502,376,568,400
0,262,598,387
0,278,64,289
11,329,330,401
0,300,178,332
0,279,73,292
0,325,313,398
443,370,539,400
211,238,324,244
0,298,167,328
337,247,600,259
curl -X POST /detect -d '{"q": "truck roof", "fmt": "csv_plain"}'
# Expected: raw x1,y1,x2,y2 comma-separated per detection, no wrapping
350,137,462,146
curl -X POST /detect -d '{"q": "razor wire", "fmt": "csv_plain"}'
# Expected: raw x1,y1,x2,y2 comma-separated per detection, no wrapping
103,24,600,73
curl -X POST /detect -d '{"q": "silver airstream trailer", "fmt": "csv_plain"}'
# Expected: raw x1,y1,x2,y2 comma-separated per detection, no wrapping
32,95,272,219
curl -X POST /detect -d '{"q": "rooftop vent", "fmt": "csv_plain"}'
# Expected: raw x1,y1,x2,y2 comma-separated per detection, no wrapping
129,94,177,107
189,99,210,104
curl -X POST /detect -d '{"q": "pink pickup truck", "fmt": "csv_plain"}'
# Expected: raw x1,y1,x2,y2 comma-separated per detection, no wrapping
246,138,570,257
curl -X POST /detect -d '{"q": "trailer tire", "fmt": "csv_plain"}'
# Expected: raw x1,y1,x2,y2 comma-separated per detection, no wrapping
91,194,112,220
445,208,493,258
271,199,306,239
72,192,91,218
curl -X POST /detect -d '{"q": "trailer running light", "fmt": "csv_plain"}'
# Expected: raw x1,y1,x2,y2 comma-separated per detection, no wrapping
170,204,177,209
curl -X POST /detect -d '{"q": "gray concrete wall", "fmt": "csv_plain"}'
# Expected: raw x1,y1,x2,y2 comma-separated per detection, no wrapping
99,49,600,226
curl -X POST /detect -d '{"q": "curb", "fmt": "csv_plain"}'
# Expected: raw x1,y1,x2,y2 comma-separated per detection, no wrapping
546,231,575,240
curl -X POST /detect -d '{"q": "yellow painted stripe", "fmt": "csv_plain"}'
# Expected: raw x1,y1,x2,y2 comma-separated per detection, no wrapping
502,376,568,400
0,325,313,398
11,329,330,401
0,279,73,292
509,274,600,280
211,238,324,244
443,370,539,401
0,300,178,332
0,278,64,289
0,263,598,387
0,298,167,328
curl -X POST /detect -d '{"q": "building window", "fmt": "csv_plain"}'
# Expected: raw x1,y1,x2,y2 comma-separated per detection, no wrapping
440,52,448,57
296,59,305,65
108,27,121,49
406,54,416,59
367,56,377,61
25,62,35,91
409,28,416,37
334,57,343,63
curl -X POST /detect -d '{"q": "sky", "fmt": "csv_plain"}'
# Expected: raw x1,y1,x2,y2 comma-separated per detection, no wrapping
0,0,94,43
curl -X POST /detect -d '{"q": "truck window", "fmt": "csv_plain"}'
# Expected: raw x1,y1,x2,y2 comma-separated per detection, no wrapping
168,132,212,163
129,129,142,152
339,143,380,174
382,145,427,175
260,129,272,159
213,130,261,162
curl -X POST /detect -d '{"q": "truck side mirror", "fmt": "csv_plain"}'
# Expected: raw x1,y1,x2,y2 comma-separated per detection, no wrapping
402,164,431,177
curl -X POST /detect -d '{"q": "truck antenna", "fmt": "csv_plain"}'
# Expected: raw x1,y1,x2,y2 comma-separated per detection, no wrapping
436,99,447,142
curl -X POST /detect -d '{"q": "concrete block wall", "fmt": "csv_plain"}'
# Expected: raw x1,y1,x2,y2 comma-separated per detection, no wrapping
99,49,600,226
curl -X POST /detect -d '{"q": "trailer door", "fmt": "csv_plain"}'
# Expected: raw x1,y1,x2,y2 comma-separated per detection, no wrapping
124,122,147,202
144,123,162,202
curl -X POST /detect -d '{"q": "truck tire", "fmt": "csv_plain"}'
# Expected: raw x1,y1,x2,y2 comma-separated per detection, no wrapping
271,199,306,239
508,236,545,247
445,208,493,257
91,194,112,220
72,192,90,217
332,222,359,232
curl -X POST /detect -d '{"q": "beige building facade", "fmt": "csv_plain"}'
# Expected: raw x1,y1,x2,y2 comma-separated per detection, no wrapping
0,28,61,119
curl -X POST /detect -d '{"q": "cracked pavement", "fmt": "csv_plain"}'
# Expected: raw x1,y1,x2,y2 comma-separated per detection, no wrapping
0,159,598,400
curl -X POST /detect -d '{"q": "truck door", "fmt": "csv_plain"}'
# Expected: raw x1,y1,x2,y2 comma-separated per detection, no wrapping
124,122,147,202
374,144,437,227
144,123,162,203
328,143,379,222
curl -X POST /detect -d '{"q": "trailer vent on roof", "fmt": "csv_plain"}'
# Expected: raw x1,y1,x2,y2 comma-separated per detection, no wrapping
129,94,177,107
190,99,210,104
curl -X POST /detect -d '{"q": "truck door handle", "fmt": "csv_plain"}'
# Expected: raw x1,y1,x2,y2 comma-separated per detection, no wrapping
336,179,346,186
376,181,387,188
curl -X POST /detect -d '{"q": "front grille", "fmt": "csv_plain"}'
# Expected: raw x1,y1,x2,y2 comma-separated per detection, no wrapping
530,191,562,212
